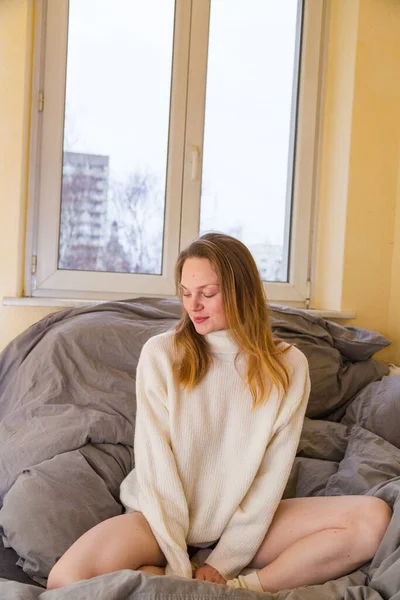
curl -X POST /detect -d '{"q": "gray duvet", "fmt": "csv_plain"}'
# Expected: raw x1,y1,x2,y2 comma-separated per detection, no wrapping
0,297,399,600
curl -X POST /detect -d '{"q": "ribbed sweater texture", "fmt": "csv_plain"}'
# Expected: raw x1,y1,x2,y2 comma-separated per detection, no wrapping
120,329,310,580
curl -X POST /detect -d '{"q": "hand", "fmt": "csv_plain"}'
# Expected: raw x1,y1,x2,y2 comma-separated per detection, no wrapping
194,564,226,584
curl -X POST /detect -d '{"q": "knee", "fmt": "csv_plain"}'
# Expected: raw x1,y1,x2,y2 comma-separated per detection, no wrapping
47,563,91,590
354,497,392,558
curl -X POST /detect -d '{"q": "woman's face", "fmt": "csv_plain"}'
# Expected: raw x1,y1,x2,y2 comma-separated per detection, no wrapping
180,257,227,334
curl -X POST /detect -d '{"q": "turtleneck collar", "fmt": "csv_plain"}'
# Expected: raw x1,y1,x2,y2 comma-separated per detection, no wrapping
204,330,239,354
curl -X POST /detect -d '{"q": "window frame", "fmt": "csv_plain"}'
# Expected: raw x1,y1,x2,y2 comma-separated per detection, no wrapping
25,0,325,305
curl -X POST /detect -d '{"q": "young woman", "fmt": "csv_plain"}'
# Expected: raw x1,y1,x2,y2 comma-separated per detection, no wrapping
48,233,391,592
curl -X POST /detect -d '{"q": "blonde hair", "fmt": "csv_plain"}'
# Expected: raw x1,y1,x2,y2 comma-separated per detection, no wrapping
173,233,291,408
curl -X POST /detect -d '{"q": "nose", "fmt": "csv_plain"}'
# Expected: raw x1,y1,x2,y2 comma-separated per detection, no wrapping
189,295,203,312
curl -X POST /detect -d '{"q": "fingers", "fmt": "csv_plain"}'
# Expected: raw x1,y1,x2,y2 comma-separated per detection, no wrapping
212,577,225,584
195,572,204,580
194,570,225,584
193,569,204,580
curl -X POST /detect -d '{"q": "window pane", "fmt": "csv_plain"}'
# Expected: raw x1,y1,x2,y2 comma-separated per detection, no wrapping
59,0,175,274
199,0,301,282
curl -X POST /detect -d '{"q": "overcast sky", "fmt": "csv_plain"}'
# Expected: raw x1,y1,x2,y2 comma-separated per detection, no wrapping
64,0,299,248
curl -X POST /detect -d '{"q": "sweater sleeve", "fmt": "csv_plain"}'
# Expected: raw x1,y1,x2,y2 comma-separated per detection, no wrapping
127,342,192,578
205,351,311,581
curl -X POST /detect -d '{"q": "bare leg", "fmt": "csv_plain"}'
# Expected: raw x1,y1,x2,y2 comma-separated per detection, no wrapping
241,496,391,593
255,526,372,592
47,512,166,589
139,566,166,575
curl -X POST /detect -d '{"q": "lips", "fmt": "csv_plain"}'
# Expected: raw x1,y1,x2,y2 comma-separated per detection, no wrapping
193,317,208,323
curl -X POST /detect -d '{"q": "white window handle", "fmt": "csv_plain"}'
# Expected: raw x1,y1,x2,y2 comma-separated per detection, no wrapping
191,145,200,181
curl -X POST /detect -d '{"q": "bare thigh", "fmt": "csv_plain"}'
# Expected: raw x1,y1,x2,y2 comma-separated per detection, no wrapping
47,512,166,588
248,495,391,569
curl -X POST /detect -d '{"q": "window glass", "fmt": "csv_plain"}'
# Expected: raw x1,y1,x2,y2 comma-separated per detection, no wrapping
199,0,301,282
59,0,175,274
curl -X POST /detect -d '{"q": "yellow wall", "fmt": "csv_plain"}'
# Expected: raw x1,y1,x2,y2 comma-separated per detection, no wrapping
314,0,400,363
0,0,61,349
1,0,400,362
387,156,400,362
314,0,360,312
343,0,400,345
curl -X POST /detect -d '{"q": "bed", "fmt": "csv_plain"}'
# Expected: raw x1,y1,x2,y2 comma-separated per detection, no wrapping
1,297,400,599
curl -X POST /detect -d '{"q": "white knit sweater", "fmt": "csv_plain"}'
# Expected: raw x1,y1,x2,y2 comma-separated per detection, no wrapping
120,329,310,581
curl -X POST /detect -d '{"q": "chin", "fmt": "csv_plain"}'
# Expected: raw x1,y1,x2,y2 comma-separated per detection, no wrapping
194,322,225,335
192,320,212,334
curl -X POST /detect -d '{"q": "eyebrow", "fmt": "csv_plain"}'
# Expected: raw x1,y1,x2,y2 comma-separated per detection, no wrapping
179,283,220,290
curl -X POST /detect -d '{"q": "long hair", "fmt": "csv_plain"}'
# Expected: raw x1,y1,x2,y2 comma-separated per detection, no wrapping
173,233,291,409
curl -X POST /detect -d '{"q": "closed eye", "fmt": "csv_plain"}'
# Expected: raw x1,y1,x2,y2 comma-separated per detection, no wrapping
182,293,216,298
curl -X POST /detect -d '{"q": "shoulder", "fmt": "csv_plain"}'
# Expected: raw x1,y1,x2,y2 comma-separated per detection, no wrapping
273,344,310,430
283,344,310,390
139,328,177,366
276,342,310,400
136,329,177,390
279,343,309,373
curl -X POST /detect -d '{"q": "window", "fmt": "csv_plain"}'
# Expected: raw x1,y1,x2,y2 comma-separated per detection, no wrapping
27,0,325,305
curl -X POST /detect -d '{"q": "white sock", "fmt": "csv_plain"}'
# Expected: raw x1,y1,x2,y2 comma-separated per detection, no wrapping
227,571,264,593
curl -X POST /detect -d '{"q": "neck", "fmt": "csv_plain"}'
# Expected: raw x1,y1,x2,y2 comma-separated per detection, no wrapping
204,330,238,354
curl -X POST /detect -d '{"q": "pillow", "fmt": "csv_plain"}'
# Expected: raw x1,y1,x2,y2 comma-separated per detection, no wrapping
283,418,347,499
270,304,390,419
283,457,339,500
0,537,42,587
0,447,127,582
325,323,390,361
342,375,400,450
297,418,349,463
324,425,400,501
270,305,391,360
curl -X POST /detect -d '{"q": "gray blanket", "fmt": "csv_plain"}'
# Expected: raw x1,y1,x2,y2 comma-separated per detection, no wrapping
0,297,399,600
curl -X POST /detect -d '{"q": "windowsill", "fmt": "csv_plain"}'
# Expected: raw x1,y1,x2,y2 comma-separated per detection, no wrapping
2,296,356,320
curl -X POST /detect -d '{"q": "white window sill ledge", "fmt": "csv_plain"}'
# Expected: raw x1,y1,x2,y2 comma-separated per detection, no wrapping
2,296,356,320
